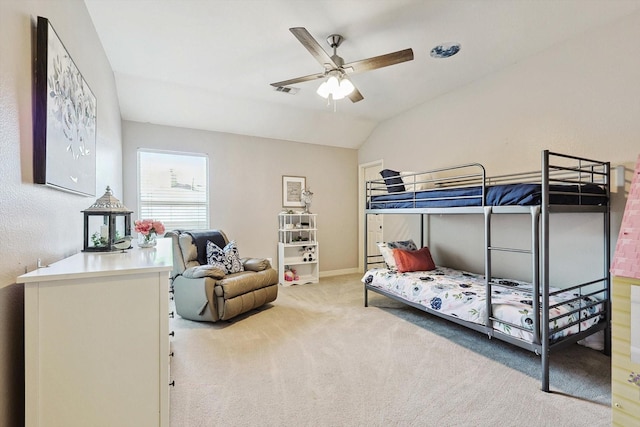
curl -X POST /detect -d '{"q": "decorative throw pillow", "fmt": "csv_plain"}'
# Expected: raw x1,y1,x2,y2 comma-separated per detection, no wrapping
401,172,434,192
379,169,405,193
376,242,397,270
392,247,436,273
387,239,418,251
206,240,244,274
377,239,418,270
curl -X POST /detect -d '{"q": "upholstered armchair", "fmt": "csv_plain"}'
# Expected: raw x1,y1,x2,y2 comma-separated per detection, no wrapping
167,229,278,322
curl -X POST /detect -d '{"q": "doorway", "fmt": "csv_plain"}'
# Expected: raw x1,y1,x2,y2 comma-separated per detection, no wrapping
359,160,384,272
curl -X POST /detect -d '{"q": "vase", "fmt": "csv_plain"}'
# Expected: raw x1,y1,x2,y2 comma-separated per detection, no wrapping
137,232,157,248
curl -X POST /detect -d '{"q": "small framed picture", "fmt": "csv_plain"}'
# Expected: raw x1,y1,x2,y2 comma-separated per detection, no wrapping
282,176,306,208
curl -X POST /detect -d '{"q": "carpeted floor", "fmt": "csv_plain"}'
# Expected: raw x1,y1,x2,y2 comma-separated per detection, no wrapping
169,274,611,427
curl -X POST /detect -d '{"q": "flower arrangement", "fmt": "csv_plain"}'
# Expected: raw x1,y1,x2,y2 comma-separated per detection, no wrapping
134,219,165,247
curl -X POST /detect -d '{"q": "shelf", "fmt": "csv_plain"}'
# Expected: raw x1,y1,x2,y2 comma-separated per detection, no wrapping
281,274,318,286
282,241,316,246
284,258,318,265
278,215,318,285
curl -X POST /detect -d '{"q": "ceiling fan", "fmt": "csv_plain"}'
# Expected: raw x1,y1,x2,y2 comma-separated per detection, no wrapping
270,27,414,103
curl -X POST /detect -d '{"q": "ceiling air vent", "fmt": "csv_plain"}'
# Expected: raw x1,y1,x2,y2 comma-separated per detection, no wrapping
274,86,299,95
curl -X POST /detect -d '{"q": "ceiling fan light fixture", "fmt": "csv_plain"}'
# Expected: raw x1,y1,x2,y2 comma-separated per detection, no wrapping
339,78,355,96
326,75,340,92
316,81,330,98
317,73,353,100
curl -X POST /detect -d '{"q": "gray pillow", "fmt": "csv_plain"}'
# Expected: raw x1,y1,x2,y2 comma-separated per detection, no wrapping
182,265,226,279
242,258,270,272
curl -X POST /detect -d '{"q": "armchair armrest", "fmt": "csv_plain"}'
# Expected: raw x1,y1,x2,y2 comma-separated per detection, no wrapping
241,257,271,272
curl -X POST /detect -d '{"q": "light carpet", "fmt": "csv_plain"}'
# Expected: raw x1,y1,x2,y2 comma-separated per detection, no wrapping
169,274,611,427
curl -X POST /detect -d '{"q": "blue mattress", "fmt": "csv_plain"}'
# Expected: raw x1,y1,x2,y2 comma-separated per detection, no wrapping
368,183,607,209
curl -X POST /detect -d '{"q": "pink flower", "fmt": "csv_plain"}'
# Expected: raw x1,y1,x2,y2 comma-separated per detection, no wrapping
152,221,165,235
135,219,165,236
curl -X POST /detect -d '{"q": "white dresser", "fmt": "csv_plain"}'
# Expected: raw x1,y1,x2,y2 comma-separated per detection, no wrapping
17,239,173,427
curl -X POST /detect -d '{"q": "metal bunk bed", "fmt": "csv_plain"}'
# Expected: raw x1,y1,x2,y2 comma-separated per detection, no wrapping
363,150,611,392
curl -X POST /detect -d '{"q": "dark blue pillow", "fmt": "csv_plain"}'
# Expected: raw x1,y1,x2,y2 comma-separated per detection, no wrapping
380,169,405,193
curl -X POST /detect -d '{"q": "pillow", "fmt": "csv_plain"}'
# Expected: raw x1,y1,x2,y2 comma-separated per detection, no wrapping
376,242,397,270
392,247,436,273
387,239,418,251
182,265,226,279
242,257,270,272
206,240,245,274
401,172,434,192
185,230,227,266
377,239,418,270
379,169,405,193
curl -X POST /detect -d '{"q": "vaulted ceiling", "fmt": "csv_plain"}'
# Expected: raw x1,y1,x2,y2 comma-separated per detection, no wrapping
84,0,640,149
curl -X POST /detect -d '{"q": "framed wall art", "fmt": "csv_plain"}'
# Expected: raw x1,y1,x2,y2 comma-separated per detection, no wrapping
34,16,97,197
282,175,305,208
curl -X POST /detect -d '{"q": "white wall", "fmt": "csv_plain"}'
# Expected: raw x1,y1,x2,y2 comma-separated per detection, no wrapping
358,10,640,284
122,121,359,274
0,1,122,425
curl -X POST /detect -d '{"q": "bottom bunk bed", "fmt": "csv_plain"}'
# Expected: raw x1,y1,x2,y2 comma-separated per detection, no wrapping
362,257,609,392
363,266,605,344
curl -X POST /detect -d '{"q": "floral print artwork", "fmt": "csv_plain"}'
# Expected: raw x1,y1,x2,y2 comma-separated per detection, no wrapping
39,18,97,196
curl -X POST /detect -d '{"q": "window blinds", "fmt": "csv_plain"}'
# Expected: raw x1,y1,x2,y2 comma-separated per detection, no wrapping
138,150,209,231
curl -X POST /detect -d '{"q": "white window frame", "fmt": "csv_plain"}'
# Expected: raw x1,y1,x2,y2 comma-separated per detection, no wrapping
137,149,209,231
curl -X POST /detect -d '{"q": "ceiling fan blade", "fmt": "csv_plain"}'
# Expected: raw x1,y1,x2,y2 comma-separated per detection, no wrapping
290,27,339,69
270,71,326,88
348,87,364,103
343,48,414,74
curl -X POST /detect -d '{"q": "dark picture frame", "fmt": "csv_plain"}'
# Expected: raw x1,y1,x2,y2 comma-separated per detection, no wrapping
282,175,306,208
34,16,97,196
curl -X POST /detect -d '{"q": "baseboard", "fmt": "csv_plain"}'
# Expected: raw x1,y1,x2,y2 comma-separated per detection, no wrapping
319,268,360,278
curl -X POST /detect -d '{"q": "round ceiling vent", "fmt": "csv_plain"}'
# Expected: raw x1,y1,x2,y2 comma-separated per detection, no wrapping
430,43,461,59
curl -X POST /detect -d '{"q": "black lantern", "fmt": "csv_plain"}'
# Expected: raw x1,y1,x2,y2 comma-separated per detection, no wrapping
82,186,133,252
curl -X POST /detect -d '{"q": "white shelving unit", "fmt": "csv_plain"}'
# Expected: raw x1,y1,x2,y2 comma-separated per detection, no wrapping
278,213,319,285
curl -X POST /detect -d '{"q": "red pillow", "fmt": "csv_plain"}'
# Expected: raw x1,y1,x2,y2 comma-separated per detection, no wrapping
392,247,436,273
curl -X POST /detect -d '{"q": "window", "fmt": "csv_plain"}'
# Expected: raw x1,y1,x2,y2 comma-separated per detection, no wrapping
138,149,209,231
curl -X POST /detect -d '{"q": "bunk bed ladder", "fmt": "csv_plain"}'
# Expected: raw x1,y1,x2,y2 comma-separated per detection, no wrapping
485,206,542,346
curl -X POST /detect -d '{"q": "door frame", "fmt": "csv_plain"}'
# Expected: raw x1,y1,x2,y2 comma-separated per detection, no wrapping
358,159,383,272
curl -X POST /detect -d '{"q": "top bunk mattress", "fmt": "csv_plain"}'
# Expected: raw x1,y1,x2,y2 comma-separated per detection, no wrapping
367,183,607,210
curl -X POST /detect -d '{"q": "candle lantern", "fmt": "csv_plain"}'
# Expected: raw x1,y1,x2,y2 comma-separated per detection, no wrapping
82,186,133,252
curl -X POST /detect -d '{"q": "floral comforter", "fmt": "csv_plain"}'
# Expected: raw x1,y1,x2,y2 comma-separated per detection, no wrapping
362,267,603,343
